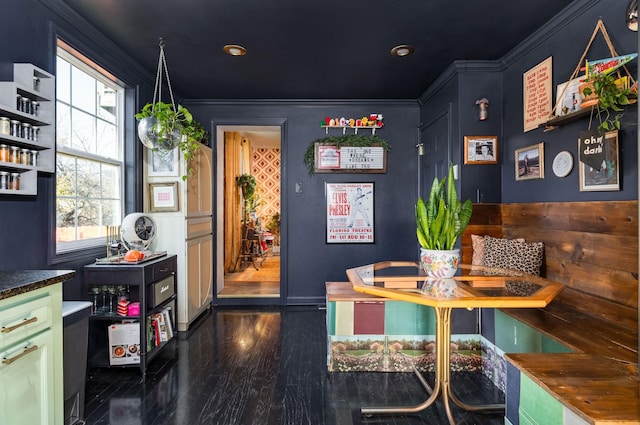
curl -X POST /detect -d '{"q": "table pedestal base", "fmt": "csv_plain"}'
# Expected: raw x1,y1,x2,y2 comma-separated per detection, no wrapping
361,307,504,424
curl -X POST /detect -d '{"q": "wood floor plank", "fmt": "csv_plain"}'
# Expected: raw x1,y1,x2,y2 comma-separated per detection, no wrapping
84,306,505,425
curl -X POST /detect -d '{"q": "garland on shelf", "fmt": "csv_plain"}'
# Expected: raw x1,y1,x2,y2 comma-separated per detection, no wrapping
303,133,390,176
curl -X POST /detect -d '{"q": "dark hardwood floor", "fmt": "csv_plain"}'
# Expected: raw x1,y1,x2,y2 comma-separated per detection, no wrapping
84,306,504,425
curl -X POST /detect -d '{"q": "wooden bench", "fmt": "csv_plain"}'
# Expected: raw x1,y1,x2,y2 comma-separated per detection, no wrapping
462,201,639,425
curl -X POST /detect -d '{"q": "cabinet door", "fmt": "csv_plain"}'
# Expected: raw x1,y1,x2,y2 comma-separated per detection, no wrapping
186,146,212,216
186,235,213,323
0,330,55,425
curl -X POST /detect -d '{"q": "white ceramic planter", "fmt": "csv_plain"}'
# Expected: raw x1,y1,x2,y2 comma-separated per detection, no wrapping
419,248,460,278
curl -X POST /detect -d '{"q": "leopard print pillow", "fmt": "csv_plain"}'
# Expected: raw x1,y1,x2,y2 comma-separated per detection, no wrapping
471,235,525,266
482,235,544,276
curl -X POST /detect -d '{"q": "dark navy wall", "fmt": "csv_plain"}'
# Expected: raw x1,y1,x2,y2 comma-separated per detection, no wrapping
184,101,420,304
418,0,638,205
501,0,638,202
0,0,154,300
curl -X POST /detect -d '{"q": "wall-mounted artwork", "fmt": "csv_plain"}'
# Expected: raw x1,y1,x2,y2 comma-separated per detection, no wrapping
515,143,544,181
148,148,179,177
579,130,619,191
326,182,374,243
464,136,498,164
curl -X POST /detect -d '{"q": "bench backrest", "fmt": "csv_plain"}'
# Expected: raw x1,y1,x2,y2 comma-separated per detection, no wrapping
462,201,638,331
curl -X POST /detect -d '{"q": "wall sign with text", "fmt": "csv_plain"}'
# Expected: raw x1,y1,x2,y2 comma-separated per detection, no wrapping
314,144,387,174
326,182,375,243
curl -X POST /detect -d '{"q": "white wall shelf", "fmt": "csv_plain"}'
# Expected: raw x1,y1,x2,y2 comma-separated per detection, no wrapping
0,63,55,194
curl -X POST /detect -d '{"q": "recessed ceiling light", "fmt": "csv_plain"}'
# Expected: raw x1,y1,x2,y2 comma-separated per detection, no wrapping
390,45,415,57
223,44,247,56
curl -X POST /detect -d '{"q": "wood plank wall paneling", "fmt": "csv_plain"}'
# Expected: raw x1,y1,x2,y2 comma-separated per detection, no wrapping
462,201,638,330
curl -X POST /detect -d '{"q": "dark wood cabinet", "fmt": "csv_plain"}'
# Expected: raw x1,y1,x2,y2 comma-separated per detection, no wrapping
83,255,177,376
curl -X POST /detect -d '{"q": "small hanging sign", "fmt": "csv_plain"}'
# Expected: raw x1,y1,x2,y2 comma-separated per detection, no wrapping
314,144,387,174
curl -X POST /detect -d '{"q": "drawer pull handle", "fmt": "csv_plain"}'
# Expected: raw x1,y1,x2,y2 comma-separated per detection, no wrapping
159,268,170,273
1,317,38,333
2,345,38,365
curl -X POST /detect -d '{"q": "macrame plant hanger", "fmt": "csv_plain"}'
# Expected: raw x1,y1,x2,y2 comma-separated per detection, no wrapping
137,38,182,151
548,18,636,131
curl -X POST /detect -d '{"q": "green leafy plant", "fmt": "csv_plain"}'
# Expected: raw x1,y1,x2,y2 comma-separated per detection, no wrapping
303,134,390,176
581,72,637,131
236,174,257,223
415,164,473,250
135,101,208,179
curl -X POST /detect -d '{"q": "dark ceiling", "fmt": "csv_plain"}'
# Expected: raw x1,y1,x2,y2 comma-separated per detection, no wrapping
59,0,575,100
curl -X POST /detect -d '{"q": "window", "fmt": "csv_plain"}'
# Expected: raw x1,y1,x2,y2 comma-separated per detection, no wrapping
55,43,124,254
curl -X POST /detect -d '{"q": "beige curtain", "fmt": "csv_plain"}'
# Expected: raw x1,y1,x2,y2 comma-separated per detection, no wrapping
223,132,251,273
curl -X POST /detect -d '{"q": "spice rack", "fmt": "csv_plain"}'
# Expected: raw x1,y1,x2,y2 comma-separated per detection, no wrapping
0,63,54,195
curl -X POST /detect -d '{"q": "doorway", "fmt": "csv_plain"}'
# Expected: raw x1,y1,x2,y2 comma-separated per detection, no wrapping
214,125,282,301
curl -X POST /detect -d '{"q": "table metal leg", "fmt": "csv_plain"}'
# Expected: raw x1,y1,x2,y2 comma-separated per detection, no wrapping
361,306,504,424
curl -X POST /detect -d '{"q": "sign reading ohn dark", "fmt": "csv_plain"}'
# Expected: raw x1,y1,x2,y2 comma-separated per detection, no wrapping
578,130,620,191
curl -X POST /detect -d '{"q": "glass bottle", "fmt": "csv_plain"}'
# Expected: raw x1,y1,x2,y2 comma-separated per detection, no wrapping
9,146,20,163
0,117,10,135
9,173,19,190
0,144,8,162
0,171,8,190
30,150,38,167
20,148,30,165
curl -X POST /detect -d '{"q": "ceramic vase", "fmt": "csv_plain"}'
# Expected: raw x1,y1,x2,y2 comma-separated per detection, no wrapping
419,248,460,278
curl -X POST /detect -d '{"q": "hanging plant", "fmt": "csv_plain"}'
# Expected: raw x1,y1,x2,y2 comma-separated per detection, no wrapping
135,102,208,179
303,133,390,176
135,39,209,180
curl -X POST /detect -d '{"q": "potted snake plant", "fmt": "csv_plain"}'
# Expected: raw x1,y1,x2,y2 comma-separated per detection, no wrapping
416,164,473,278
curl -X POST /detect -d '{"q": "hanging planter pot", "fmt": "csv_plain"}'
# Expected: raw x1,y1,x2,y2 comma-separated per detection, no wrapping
137,114,182,151
135,39,209,180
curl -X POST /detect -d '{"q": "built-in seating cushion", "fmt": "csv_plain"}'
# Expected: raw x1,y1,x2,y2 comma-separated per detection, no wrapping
481,235,544,275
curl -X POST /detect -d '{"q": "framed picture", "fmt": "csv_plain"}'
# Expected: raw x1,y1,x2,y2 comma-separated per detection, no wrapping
464,136,498,164
149,182,179,212
579,130,619,191
515,142,545,180
326,182,374,243
148,148,179,177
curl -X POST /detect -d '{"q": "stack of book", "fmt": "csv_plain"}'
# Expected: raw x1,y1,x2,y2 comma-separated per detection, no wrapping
147,306,174,351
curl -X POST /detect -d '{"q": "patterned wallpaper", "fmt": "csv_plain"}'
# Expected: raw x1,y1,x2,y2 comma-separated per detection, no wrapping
251,147,281,228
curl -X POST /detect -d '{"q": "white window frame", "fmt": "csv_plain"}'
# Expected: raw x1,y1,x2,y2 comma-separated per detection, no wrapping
55,43,125,254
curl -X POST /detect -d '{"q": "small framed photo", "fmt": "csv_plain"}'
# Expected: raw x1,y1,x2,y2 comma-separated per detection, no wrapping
149,182,179,212
579,130,620,191
148,148,179,177
515,142,545,181
464,136,498,164
326,182,374,244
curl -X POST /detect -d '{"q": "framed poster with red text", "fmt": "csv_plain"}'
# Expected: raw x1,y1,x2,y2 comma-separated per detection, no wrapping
326,182,374,243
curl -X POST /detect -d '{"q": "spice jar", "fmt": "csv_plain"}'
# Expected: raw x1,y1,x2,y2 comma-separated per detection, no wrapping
33,76,40,92
9,146,20,163
9,173,19,190
21,97,31,115
21,122,31,140
10,120,20,137
0,117,9,135
20,148,30,165
16,94,22,111
31,101,39,116
0,145,8,162
30,150,38,167
32,127,39,143
0,171,8,190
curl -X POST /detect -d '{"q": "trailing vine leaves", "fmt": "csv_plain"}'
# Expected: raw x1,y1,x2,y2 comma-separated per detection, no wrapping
303,133,390,175
135,101,209,180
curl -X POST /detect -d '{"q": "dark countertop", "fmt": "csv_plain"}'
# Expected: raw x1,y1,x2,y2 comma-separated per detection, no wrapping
0,270,76,301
